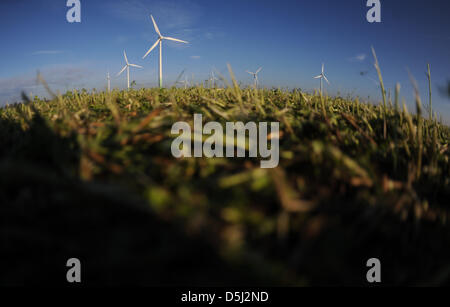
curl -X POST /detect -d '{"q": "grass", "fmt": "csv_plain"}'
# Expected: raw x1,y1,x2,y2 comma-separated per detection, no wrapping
0,68,449,286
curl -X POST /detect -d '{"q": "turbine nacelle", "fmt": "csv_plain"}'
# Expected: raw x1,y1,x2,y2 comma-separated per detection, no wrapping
313,63,330,84
246,67,262,88
313,63,330,95
247,67,262,78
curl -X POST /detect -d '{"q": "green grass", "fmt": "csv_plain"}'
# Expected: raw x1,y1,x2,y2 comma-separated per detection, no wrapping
0,77,449,285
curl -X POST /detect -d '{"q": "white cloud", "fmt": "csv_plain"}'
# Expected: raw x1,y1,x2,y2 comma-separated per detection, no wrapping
190,55,201,60
32,50,64,55
0,65,91,105
348,54,367,62
115,35,129,44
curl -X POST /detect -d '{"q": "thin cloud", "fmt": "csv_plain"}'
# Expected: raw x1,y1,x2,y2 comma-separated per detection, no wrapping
348,54,367,62
115,35,129,44
108,0,202,29
0,65,91,105
32,50,64,55
190,55,201,60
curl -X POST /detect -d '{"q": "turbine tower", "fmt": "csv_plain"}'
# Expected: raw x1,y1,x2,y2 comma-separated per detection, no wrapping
117,50,143,89
313,63,330,95
246,67,262,88
107,71,111,93
143,15,189,88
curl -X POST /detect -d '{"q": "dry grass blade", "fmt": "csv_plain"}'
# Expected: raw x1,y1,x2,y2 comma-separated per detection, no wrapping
341,113,377,146
371,47,387,139
133,108,162,133
408,70,424,179
427,64,432,121
227,63,244,113
37,71,57,99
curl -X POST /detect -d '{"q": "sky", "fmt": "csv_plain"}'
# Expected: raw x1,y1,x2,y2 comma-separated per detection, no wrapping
1,0,450,120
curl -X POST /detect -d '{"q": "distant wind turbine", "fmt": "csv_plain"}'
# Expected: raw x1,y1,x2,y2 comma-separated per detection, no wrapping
246,67,262,88
143,15,189,88
313,63,330,95
117,50,143,89
107,71,111,92
209,69,219,88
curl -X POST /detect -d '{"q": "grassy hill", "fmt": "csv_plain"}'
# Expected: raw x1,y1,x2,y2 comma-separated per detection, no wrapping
0,77,449,285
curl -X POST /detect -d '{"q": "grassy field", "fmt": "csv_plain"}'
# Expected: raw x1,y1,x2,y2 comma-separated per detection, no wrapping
0,70,449,285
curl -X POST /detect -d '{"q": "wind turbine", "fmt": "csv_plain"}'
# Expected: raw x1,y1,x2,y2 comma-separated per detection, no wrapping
246,67,262,88
209,69,219,88
117,50,143,89
313,63,330,95
142,15,189,88
107,71,111,92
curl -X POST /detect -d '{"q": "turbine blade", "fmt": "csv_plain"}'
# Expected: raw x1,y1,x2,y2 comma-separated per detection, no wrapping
163,37,189,44
117,65,127,76
129,64,143,69
143,39,160,59
256,67,262,73
313,75,322,79
150,15,161,37
246,71,254,75
323,75,330,84
322,63,324,73
124,51,128,64
367,76,379,86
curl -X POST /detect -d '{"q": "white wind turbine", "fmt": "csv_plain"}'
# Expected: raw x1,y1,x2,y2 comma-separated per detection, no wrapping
142,15,189,88
246,67,262,88
209,69,219,88
107,71,111,92
117,51,143,89
313,63,330,95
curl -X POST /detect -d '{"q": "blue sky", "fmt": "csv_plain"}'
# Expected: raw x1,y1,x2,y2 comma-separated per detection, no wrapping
1,0,450,120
